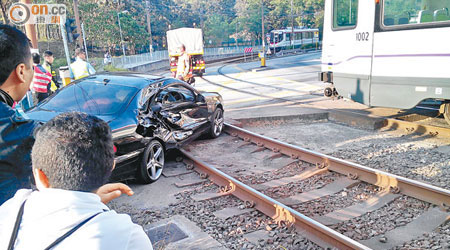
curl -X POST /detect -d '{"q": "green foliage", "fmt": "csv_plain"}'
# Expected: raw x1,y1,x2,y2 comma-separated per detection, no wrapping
384,0,417,17
51,57,108,73
52,58,70,71
103,64,129,72
204,15,232,46
333,0,357,27
1,0,325,54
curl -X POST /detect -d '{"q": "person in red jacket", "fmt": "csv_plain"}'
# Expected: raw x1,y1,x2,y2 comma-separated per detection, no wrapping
31,53,52,104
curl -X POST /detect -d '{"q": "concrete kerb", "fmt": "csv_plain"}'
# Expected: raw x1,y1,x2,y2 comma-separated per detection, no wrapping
230,109,389,131
328,110,387,130
235,113,329,127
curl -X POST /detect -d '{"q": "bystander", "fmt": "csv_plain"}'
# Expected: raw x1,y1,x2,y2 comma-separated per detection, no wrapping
0,112,152,249
71,48,96,80
31,53,52,104
42,50,60,92
0,24,37,204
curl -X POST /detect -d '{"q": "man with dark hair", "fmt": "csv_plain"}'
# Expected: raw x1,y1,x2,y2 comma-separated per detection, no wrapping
33,111,115,191
0,112,152,249
31,52,52,104
0,24,36,204
43,50,60,92
70,48,96,80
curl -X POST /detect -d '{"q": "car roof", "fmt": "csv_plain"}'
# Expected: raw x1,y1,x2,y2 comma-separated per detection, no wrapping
80,72,165,89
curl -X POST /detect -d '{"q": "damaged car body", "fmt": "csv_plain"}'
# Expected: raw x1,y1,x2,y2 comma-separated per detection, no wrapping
26,73,224,184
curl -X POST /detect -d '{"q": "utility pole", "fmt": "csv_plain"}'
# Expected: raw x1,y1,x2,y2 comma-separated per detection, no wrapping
261,0,266,67
235,21,238,49
117,11,127,57
60,19,72,74
21,0,37,48
81,23,88,61
0,0,9,24
72,0,83,48
290,0,294,49
145,1,153,53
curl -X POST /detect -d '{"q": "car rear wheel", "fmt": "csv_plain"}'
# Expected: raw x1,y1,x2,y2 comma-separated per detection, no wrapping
209,108,224,138
138,140,165,184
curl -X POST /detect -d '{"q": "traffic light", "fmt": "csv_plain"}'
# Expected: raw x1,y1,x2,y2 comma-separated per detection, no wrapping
65,18,80,43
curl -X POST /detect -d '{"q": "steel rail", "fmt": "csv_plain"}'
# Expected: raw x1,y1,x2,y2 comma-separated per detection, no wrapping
383,118,450,137
224,123,450,209
180,149,371,250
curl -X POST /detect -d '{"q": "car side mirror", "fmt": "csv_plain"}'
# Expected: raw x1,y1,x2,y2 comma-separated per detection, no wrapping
197,94,206,103
151,103,162,113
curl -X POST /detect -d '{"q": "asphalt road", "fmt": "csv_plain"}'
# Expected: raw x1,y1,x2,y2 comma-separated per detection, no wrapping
188,52,327,112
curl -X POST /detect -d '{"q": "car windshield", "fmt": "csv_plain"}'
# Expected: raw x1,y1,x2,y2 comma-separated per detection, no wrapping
39,80,138,116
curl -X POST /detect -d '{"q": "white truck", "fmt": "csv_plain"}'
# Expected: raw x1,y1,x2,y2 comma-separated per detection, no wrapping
167,28,205,79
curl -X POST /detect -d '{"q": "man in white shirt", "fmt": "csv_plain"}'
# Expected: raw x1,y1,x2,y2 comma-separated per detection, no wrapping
176,44,190,81
0,112,153,250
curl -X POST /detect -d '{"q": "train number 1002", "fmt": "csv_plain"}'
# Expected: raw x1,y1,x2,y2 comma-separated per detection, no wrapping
356,32,369,41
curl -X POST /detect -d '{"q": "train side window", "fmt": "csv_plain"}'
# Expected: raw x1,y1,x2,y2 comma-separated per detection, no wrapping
286,33,291,42
333,0,358,29
383,0,450,27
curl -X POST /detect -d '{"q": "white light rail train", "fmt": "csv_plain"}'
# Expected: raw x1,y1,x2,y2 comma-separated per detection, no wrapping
269,27,319,52
319,0,450,125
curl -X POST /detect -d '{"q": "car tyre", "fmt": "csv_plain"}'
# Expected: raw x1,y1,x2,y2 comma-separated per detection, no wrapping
209,108,224,138
138,140,165,184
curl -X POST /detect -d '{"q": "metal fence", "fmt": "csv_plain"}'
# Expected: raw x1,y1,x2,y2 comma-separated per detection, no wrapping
111,50,169,69
111,45,263,69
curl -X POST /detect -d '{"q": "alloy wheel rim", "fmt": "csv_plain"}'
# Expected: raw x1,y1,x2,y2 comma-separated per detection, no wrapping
214,109,224,136
146,143,164,180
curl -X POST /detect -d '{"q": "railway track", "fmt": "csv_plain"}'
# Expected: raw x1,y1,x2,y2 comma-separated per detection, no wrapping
200,61,450,137
180,123,450,250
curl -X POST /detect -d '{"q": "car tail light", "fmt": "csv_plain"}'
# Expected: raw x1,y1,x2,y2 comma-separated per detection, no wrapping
113,145,117,153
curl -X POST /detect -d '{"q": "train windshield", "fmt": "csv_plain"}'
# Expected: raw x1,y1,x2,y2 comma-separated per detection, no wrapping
270,32,283,43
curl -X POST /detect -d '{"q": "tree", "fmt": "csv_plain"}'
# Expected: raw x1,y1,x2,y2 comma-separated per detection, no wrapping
204,15,231,46
0,0,326,53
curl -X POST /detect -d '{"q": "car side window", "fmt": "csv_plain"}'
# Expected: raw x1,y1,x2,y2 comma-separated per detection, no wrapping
158,84,195,105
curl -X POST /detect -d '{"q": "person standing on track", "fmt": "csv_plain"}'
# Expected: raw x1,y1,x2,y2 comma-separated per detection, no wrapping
31,53,52,104
175,44,190,81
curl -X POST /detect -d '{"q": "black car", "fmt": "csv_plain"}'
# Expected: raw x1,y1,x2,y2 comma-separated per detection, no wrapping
26,73,224,183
